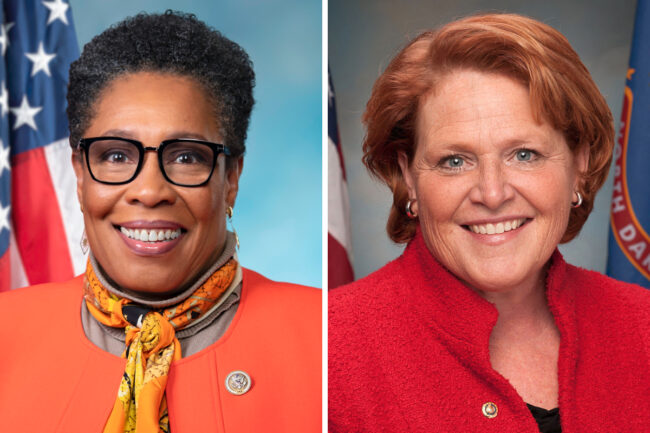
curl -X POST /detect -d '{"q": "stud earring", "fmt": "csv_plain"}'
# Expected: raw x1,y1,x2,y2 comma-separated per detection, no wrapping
80,229,89,255
571,191,583,208
405,200,417,218
227,206,240,249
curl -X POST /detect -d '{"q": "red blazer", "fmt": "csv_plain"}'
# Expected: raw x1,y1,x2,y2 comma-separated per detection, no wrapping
0,268,321,433
329,233,650,432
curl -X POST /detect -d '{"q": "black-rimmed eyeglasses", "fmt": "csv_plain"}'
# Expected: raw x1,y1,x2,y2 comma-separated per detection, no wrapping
77,137,231,187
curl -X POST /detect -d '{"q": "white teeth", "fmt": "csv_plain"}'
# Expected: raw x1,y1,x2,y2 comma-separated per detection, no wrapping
120,227,182,242
469,218,526,235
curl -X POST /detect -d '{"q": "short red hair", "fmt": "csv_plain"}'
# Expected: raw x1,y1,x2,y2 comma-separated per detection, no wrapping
362,13,614,243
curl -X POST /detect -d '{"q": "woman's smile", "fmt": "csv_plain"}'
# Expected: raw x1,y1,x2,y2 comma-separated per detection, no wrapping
114,221,186,255
461,217,532,245
464,217,528,235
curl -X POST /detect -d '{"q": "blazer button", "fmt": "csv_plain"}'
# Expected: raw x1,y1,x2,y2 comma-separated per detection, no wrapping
225,370,252,395
482,402,498,418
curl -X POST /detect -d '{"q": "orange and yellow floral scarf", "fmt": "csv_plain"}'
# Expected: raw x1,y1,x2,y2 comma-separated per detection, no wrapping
84,257,238,433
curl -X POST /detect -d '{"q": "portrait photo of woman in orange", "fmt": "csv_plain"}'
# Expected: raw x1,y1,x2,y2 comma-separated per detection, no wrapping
0,10,320,433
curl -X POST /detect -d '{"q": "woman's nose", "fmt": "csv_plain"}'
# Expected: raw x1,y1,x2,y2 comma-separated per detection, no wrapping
468,160,515,210
124,152,177,207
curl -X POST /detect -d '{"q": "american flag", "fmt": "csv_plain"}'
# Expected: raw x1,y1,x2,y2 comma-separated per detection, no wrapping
328,70,354,289
0,0,83,291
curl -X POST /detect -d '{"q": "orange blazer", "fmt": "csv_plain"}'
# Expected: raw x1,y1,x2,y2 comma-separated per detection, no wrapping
0,269,321,433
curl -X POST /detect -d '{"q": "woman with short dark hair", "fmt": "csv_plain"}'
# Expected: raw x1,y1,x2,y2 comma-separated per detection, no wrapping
0,11,320,433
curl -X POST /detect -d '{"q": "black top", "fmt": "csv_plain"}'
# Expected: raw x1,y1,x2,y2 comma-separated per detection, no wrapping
527,403,561,433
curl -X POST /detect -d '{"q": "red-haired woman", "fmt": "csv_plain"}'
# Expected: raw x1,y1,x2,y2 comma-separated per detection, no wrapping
329,13,650,433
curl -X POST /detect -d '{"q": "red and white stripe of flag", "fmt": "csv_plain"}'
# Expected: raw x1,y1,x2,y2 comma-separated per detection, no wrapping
4,138,84,290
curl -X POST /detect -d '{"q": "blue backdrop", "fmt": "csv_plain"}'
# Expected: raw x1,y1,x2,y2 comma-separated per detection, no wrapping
70,0,322,287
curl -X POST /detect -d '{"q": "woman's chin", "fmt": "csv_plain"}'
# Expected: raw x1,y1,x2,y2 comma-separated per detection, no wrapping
455,260,544,296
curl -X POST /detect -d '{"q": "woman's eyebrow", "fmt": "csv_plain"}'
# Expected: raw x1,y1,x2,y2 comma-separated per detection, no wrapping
93,129,210,141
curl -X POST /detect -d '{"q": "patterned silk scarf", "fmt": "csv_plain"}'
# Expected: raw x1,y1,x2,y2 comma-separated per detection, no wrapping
84,257,238,433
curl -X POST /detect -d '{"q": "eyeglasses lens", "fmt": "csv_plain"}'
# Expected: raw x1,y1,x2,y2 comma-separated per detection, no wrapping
87,139,139,183
162,141,215,185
